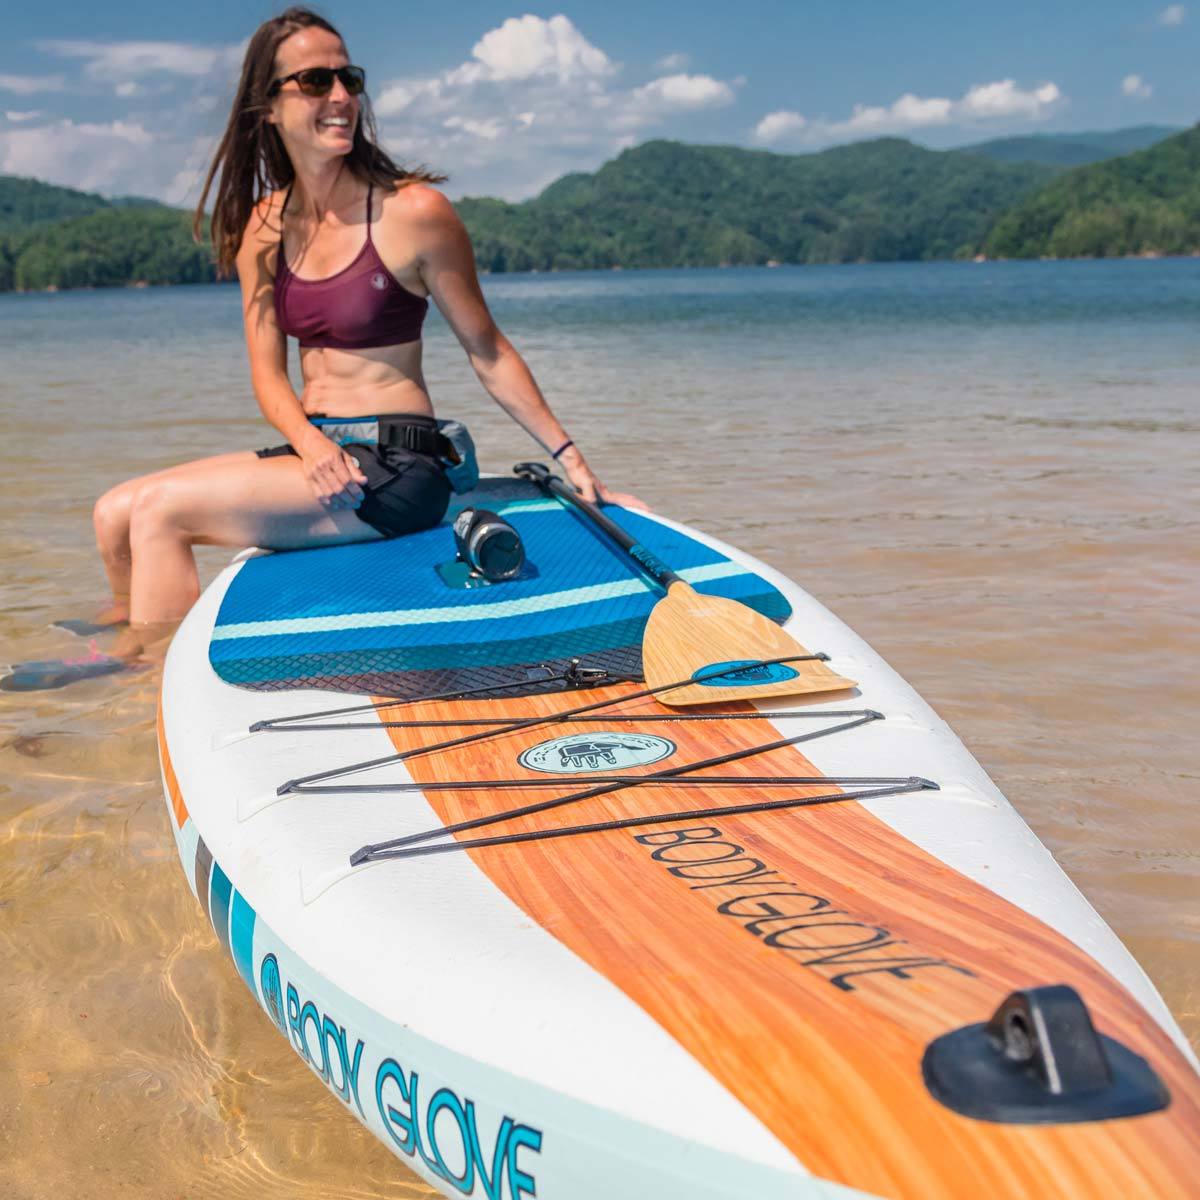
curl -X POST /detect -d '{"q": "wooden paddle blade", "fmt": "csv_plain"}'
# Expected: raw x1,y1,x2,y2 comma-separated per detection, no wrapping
642,582,856,706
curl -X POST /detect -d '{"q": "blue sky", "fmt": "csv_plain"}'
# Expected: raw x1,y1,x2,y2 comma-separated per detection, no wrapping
1,2,1194,202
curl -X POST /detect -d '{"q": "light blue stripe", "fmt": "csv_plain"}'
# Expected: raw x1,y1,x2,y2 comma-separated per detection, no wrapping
490,499,561,516
173,818,200,902
230,892,257,997
208,577,781,663
211,561,748,642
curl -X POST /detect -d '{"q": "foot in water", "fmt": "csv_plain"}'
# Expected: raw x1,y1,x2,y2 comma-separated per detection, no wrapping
53,599,131,638
1,621,177,693
53,617,131,638
1,642,132,692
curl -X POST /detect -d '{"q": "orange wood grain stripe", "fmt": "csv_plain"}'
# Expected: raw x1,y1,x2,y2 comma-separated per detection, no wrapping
376,684,1200,1199
157,694,188,830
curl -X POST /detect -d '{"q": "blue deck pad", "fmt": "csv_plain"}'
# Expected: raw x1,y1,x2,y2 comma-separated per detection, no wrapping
210,478,791,695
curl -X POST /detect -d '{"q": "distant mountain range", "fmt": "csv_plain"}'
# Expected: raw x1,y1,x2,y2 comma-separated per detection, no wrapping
0,124,1195,290
456,138,1054,270
457,124,1194,270
952,125,1181,168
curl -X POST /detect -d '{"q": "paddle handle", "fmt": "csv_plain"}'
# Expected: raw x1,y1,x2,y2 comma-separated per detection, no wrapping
514,462,685,590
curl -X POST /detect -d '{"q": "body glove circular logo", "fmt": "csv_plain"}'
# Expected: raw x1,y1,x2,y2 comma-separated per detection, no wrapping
259,953,286,1031
518,731,676,774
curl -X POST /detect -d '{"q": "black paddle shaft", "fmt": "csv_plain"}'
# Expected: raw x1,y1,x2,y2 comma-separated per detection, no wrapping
514,462,685,590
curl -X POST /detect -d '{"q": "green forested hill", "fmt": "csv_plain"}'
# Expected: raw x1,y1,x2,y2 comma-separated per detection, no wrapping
2,141,1051,289
457,138,1054,270
3,207,215,291
956,125,1180,168
0,175,194,291
983,124,1200,258
0,175,111,235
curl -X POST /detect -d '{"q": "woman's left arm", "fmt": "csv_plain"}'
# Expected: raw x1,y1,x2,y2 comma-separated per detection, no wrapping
408,186,644,508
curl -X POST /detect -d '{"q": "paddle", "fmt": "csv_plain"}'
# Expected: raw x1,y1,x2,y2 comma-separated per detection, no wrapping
513,462,855,705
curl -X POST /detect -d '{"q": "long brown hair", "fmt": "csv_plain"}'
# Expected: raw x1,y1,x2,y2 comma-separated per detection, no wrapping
194,6,445,275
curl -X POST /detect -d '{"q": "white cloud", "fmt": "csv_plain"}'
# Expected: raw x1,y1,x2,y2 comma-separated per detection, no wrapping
754,78,1063,146
160,134,223,206
754,110,807,141
0,73,65,95
456,14,614,84
2,37,247,201
4,110,43,123
630,74,735,110
0,19,738,205
841,92,954,133
374,14,742,199
1122,73,1153,99
1159,4,1185,24
443,114,507,141
959,79,1060,119
38,38,242,80
0,119,154,193
375,81,424,117
656,52,690,71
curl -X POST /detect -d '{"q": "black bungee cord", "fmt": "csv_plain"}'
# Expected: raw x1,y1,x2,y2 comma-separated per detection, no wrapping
246,651,933,871
348,709,885,861
273,655,832,796
352,778,938,864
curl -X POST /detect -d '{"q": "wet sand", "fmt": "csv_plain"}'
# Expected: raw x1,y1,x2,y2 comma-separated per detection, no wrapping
1,263,1196,1196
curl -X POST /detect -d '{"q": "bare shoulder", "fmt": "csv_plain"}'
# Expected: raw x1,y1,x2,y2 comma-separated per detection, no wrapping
242,190,286,247
379,181,461,232
236,191,285,280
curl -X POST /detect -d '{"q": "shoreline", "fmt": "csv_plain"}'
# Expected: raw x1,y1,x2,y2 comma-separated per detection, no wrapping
3,252,1199,297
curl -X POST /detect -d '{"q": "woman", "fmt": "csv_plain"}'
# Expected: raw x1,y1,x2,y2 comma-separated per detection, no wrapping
88,7,637,662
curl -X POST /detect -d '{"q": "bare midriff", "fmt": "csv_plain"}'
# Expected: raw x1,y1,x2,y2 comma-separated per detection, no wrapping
297,341,433,419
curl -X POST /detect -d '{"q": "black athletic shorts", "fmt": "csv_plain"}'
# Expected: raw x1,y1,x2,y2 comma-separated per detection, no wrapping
257,430,451,539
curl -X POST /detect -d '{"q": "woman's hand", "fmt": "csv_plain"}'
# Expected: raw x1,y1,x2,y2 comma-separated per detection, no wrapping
560,448,648,511
296,430,369,511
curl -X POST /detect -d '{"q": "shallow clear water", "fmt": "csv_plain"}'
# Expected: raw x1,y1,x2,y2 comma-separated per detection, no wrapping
1,260,1197,1197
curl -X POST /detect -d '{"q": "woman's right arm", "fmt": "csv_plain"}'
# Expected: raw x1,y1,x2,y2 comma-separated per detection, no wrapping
235,200,366,510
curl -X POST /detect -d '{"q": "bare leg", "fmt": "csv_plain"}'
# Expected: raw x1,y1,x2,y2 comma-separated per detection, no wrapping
5,454,388,689
92,451,257,624
125,452,383,627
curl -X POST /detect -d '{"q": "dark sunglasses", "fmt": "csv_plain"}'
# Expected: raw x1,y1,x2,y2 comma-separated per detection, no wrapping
268,65,366,98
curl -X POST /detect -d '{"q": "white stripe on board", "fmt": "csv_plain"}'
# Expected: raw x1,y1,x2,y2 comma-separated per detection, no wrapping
493,499,562,515
211,561,749,642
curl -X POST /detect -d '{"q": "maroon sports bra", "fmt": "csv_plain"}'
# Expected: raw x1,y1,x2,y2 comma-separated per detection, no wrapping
273,185,428,350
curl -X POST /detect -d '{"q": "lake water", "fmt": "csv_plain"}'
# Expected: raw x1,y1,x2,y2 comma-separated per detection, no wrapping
1,260,1197,1197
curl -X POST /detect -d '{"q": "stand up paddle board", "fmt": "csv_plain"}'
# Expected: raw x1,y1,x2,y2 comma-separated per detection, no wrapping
158,474,1200,1199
